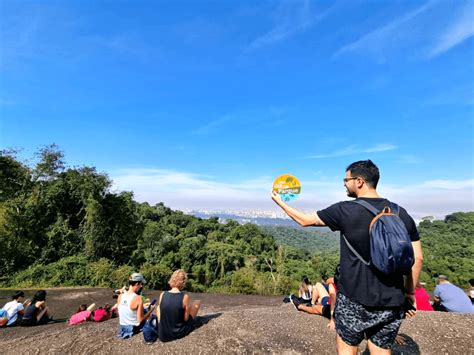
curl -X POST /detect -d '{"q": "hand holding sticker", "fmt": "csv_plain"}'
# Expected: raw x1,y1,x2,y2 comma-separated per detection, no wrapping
273,174,301,202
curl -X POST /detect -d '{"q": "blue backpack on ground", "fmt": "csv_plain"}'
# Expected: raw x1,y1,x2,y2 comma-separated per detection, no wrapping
342,199,415,275
143,314,159,343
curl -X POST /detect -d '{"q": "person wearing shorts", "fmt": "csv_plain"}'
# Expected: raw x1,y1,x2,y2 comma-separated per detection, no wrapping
291,282,336,325
272,160,423,353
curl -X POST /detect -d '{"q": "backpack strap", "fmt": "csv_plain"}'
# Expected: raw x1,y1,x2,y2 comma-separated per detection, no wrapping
390,202,400,215
352,199,400,215
341,233,370,266
342,199,380,266
350,199,380,215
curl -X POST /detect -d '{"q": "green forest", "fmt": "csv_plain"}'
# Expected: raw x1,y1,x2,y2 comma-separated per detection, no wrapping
1,146,473,294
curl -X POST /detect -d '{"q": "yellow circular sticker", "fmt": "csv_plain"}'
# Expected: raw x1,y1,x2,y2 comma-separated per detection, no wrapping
273,174,301,202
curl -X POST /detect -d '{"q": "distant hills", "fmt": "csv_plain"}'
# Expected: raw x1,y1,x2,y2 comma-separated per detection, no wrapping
260,225,339,254
190,210,333,231
191,211,339,254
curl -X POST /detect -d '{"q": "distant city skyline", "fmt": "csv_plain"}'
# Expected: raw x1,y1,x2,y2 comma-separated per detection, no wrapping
1,1,473,220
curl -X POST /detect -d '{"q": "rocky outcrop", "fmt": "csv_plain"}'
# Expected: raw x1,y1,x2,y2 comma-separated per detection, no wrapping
1,288,473,354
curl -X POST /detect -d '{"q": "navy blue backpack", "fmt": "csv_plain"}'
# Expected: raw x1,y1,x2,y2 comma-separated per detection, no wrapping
342,199,415,274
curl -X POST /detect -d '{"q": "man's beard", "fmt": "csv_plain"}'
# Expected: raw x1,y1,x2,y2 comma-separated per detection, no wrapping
346,189,357,198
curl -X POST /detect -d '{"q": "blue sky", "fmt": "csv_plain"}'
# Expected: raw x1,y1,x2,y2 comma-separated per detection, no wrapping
1,0,473,218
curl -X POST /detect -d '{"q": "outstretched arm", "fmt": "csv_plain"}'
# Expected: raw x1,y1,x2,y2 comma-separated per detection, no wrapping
271,191,326,227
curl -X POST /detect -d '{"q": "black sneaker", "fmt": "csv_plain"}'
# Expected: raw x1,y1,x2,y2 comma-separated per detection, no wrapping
289,295,301,310
282,296,290,303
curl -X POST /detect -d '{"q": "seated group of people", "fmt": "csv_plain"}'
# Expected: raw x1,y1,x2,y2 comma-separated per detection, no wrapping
412,275,474,313
116,269,201,343
0,269,201,345
284,275,337,328
285,274,474,320
0,290,53,327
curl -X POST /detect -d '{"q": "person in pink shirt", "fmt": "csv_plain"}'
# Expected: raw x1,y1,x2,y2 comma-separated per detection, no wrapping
414,282,433,311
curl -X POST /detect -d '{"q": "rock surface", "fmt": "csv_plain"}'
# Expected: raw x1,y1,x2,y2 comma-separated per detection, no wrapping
1,288,473,354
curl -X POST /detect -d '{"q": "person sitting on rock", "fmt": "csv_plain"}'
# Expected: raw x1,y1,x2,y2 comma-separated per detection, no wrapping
157,269,201,342
414,282,433,311
298,276,313,304
433,275,474,313
1,291,27,327
21,290,53,326
468,279,474,305
282,276,314,306
94,304,117,322
117,273,156,339
290,281,337,329
69,303,96,325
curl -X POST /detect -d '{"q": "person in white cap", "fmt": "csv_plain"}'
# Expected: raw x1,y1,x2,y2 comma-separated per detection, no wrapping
117,273,156,339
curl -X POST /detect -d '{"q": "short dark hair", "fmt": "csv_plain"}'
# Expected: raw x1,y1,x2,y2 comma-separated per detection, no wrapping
129,280,142,286
12,291,24,300
346,160,380,189
32,290,47,303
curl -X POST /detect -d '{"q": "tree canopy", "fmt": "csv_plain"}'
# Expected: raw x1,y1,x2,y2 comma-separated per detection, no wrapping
1,146,472,293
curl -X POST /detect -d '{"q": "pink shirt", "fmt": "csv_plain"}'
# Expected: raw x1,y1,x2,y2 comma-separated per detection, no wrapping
69,310,91,325
415,287,434,311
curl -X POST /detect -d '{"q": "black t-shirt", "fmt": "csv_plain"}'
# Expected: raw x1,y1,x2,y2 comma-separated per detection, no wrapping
317,197,419,308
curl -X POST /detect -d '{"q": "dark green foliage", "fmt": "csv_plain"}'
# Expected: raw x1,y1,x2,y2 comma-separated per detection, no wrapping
140,263,172,290
0,150,32,202
417,212,474,290
1,146,472,295
260,226,339,254
230,267,258,294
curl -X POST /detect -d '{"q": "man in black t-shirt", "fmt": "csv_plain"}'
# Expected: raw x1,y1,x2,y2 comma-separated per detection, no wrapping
272,160,423,353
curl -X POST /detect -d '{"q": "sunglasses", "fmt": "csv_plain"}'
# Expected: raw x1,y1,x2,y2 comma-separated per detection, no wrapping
343,177,359,183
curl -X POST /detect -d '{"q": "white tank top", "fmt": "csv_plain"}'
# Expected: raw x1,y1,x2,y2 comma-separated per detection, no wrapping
302,285,313,300
118,292,139,326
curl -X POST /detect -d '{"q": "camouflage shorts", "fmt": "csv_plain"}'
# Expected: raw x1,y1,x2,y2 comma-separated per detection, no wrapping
334,292,404,349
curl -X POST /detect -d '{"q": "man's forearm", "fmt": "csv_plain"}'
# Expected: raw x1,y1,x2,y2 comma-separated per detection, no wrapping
412,257,423,288
406,241,423,293
275,200,316,227
405,258,423,292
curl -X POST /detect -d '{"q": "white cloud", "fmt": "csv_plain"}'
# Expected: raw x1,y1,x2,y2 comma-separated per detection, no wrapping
364,144,398,153
306,144,397,159
428,2,474,58
191,114,236,135
419,179,474,190
378,180,474,219
191,107,287,136
110,168,474,219
333,1,434,58
246,0,332,52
